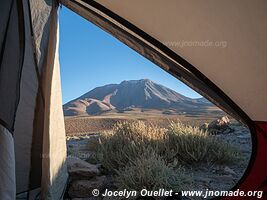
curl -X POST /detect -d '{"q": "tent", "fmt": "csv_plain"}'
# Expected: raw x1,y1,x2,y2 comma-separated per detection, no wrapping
0,0,266,199
1,0,67,199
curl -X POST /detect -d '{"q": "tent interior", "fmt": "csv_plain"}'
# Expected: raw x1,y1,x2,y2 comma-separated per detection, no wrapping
0,0,266,199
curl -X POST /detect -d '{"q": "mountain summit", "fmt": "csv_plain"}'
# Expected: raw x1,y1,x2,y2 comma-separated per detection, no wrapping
63,79,212,116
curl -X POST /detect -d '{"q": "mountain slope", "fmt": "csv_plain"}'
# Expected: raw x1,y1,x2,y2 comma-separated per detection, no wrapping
63,79,213,116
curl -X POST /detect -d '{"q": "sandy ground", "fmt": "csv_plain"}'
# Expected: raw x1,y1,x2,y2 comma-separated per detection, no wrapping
64,112,223,135
66,120,252,199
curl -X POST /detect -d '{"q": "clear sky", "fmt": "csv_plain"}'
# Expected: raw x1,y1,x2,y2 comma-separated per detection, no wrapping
59,6,202,104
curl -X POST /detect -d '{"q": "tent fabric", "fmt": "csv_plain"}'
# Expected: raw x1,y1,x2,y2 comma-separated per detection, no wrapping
62,0,245,124
82,0,267,122
0,0,68,198
29,0,53,72
26,0,57,193
0,0,266,199
0,125,16,200
14,0,40,193
40,4,68,199
0,0,25,133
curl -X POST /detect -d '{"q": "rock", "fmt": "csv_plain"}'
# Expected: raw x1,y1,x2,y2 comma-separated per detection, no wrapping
194,176,212,183
67,157,100,180
206,116,234,135
68,176,107,198
237,135,251,139
223,166,236,176
215,175,234,182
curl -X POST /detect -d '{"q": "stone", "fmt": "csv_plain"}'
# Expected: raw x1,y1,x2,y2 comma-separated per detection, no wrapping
194,176,212,183
223,166,236,176
206,116,233,135
67,157,100,180
236,135,251,139
216,175,234,182
68,176,107,198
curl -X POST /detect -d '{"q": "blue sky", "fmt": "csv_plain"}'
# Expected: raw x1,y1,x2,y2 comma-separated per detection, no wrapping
59,6,201,104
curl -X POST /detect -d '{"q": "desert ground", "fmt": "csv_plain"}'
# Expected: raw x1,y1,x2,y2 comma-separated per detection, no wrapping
64,111,252,200
64,107,223,135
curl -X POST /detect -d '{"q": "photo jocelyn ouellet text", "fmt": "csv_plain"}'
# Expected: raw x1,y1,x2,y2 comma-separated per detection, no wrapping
92,188,263,199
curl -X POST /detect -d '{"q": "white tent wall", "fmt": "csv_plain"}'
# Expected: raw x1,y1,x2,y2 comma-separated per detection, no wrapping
0,0,28,199
62,0,244,123
93,0,267,122
40,3,68,199
0,0,68,199
29,0,55,73
0,125,16,200
1,0,266,198
14,0,40,193
28,0,68,198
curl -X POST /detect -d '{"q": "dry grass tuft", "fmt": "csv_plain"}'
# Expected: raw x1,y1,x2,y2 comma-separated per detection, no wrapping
115,150,191,191
90,120,240,190
164,122,240,165
94,121,167,171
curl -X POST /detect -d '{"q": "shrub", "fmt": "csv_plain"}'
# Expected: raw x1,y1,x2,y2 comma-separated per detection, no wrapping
163,122,240,165
115,150,191,191
94,121,167,171
94,121,239,170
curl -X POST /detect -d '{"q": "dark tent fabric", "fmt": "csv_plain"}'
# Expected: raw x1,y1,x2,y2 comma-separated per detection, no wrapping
0,0,24,133
0,0,68,199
